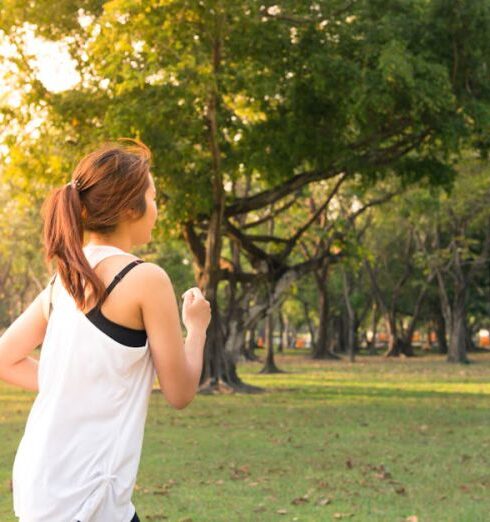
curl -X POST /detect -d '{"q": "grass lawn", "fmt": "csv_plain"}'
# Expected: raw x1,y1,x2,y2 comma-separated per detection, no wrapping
1,349,489,521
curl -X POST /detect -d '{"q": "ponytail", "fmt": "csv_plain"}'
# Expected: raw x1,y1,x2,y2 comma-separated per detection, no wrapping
42,183,106,311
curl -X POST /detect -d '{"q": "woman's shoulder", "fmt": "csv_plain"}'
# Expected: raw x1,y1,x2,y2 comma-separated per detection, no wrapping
129,261,172,290
135,261,169,277
128,261,175,306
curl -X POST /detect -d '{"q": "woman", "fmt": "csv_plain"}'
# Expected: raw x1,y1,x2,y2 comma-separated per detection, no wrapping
0,139,211,521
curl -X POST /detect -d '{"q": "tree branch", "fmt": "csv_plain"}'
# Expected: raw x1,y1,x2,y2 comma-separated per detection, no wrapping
224,167,342,217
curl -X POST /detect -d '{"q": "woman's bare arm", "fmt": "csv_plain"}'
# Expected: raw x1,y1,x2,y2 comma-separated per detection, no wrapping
137,263,206,409
0,288,48,392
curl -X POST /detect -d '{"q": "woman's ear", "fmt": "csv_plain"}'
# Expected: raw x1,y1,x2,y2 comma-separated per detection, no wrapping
122,207,139,222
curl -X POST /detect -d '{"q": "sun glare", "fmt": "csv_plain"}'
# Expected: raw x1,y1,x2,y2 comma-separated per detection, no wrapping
0,25,80,104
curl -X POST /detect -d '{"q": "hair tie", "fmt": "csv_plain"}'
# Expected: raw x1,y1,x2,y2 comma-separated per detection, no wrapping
67,179,82,191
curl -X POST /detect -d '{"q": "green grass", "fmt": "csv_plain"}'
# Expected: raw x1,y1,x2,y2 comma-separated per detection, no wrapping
1,350,490,521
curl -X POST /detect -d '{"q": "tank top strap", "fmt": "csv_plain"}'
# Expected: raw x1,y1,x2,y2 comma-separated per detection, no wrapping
104,259,145,297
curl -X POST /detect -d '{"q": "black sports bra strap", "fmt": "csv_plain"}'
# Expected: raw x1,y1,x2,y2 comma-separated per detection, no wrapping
104,259,145,297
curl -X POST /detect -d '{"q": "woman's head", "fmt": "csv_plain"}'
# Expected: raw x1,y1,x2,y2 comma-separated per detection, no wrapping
41,138,157,310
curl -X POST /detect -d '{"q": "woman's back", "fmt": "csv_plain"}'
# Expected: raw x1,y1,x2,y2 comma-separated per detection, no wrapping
13,244,156,522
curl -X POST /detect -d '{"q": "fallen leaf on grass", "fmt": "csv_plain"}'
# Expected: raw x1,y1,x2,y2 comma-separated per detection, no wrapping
368,464,392,480
405,517,418,522
316,497,331,506
333,513,354,519
276,508,288,515
230,464,250,480
151,481,175,496
267,467,289,475
291,494,309,505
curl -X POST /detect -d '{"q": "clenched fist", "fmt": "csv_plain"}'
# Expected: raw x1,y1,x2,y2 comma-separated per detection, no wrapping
181,287,211,332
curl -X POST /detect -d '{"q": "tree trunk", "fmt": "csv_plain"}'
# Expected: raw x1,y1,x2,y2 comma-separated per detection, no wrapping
346,314,356,362
196,26,258,392
399,283,430,357
311,284,340,360
384,315,402,357
447,286,469,363
336,314,346,354
259,299,285,374
367,302,379,355
341,266,356,362
277,309,285,353
434,309,448,354
243,327,259,361
384,313,418,357
464,316,477,352
301,299,317,353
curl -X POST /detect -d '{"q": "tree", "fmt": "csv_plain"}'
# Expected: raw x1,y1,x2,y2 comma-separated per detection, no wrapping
2,0,489,387
413,157,490,363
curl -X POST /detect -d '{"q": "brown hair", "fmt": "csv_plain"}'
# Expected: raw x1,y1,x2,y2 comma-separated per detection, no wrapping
41,138,152,311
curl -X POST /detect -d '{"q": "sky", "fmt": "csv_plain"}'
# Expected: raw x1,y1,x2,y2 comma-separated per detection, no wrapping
0,26,81,106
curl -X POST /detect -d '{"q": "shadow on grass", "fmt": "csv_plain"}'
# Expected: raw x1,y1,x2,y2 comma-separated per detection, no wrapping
258,385,490,401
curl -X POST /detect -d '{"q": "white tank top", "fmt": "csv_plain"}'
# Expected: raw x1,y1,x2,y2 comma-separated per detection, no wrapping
12,244,156,522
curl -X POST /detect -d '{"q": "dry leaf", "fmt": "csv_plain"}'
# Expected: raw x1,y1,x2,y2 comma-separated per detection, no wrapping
374,471,392,480
291,494,309,505
230,464,250,480
316,497,331,506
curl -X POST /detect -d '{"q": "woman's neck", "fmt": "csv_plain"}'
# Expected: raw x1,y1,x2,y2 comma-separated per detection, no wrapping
84,235,132,253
